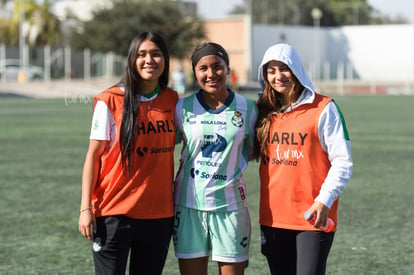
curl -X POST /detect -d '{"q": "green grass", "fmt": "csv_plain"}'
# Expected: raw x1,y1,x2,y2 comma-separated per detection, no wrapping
0,94,413,274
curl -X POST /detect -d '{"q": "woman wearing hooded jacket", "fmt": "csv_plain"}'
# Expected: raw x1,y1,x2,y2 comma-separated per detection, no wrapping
255,43,353,275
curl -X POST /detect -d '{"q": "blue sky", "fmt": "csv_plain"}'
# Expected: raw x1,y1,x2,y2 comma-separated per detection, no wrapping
368,0,414,23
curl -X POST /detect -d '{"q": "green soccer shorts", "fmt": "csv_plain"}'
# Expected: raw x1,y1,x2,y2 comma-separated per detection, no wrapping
173,205,250,263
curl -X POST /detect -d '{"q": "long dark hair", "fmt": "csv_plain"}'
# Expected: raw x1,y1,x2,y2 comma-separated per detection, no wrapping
119,32,170,173
255,81,278,158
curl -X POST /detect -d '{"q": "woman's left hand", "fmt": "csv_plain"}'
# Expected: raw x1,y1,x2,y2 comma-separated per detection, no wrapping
305,201,330,229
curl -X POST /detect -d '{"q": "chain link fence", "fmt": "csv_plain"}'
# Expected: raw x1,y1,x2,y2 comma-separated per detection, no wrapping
0,44,125,83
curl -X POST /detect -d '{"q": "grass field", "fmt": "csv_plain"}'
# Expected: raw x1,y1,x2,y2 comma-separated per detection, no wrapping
0,93,413,274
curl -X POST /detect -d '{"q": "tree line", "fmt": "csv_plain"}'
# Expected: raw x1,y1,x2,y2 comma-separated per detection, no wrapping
231,0,408,26
0,0,408,58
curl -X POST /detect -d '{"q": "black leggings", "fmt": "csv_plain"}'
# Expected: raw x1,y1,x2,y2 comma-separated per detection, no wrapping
261,225,335,275
93,215,173,275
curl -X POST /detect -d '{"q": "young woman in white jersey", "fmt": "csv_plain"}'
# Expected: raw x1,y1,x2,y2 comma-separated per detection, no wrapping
255,43,353,274
173,42,258,275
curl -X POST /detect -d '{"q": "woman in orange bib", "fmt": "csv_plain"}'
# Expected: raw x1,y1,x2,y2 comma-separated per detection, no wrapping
255,43,353,275
78,32,178,275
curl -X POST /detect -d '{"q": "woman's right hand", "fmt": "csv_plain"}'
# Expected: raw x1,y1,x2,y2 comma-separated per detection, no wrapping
78,209,96,241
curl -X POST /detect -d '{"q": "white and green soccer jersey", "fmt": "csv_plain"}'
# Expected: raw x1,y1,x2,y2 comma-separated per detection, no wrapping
174,90,258,211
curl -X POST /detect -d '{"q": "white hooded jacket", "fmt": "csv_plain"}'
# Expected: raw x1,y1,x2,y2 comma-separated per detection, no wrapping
258,43,353,209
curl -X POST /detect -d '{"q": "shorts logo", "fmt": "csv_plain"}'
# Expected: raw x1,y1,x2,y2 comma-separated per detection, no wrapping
260,230,266,245
93,237,103,252
231,111,243,127
240,236,248,248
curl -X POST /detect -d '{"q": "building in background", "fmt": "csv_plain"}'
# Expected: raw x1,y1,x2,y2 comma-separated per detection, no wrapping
202,17,414,87
1,0,413,93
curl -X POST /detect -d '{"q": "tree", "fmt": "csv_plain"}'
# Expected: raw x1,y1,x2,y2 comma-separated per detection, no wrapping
30,0,62,46
70,0,205,58
0,0,61,46
231,0,409,26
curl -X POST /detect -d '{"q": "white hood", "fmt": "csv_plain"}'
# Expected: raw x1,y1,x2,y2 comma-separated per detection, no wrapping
258,43,315,94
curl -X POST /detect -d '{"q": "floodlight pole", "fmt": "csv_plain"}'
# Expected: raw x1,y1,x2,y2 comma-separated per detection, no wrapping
19,0,26,83
244,0,253,83
311,8,322,85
